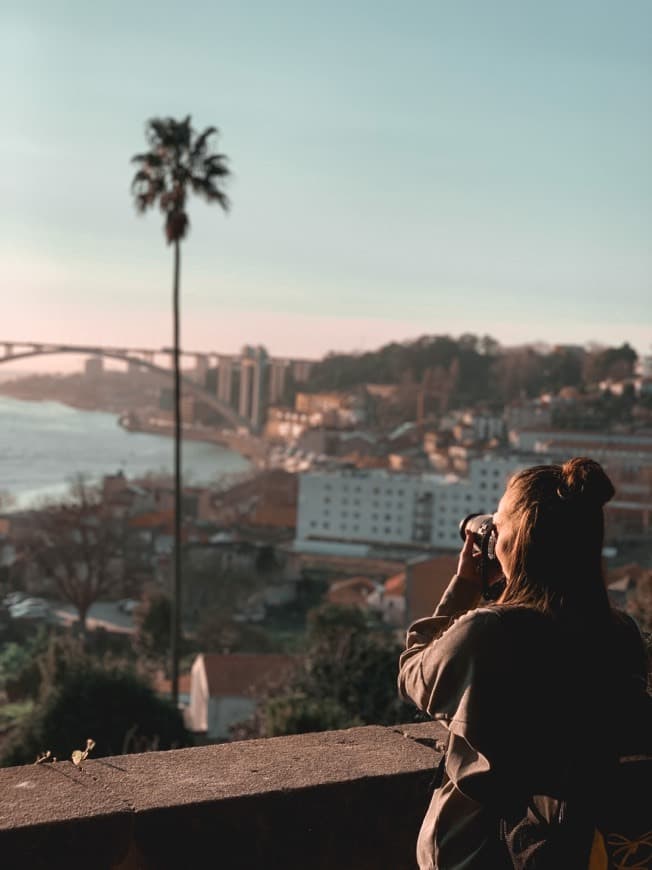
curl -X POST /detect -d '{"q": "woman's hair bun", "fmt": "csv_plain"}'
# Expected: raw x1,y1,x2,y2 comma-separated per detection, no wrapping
559,457,615,507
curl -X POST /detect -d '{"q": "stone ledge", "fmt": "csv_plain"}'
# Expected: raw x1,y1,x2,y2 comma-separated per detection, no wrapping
0,722,446,870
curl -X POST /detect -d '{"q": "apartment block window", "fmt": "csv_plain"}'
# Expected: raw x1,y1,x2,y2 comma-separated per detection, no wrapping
353,525,359,532
310,521,317,528
385,514,391,521
373,487,380,494
322,522,330,529
324,496,331,503
372,526,378,533
372,513,379,520
342,498,348,505
384,526,391,534
398,489,404,496
325,483,332,490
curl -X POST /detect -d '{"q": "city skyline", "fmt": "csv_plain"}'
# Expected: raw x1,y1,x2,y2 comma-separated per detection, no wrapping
3,0,651,373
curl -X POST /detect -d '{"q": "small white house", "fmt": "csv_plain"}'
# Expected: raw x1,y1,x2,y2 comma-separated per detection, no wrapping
185,653,295,740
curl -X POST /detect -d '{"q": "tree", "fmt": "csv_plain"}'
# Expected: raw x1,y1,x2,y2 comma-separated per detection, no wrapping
22,478,125,632
0,656,188,767
134,593,172,661
131,116,231,705
583,342,638,385
246,604,415,738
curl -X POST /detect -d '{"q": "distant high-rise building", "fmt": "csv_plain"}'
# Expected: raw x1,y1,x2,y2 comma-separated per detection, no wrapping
269,360,289,404
194,354,209,386
84,356,103,379
292,359,313,383
250,348,268,430
217,355,234,405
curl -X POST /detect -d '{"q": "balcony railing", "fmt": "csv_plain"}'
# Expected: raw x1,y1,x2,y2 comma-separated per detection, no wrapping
0,721,446,870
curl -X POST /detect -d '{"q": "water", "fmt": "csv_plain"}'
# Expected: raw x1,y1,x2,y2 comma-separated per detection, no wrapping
0,396,251,508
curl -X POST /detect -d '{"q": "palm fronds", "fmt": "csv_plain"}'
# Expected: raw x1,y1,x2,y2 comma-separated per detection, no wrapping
130,116,230,243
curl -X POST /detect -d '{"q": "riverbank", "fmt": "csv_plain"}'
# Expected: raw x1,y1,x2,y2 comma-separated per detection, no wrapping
119,414,270,466
0,396,252,508
0,369,164,416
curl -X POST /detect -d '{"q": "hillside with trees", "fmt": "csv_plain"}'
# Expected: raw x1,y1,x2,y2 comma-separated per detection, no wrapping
302,334,640,410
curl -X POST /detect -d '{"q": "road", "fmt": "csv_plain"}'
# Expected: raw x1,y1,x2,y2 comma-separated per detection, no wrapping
52,601,136,634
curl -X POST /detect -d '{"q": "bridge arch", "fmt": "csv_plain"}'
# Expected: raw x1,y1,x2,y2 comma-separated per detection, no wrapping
0,347,251,432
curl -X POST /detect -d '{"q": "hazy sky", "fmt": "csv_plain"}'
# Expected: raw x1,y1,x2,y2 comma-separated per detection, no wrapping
2,0,650,371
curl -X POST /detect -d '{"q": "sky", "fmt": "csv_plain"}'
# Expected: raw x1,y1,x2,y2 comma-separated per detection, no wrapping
2,0,651,373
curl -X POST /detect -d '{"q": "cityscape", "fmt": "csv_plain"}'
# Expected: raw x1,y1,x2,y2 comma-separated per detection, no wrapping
1,334,650,655
2,0,651,865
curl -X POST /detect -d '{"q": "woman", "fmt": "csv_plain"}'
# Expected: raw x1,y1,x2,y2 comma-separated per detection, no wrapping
398,457,648,869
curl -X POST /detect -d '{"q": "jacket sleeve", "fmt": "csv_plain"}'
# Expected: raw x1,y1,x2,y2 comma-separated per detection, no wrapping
398,574,500,726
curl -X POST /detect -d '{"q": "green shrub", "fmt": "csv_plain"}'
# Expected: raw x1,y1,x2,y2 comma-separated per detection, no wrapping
0,628,50,701
0,660,188,767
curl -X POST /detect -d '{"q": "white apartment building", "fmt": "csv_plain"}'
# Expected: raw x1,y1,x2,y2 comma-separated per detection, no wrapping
296,455,529,552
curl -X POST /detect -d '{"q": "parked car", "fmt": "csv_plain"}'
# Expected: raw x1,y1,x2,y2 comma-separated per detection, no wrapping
117,598,139,615
9,598,52,620
3,591,27,608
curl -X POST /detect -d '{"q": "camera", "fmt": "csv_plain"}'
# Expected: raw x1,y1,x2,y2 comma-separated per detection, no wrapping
458,513,505,601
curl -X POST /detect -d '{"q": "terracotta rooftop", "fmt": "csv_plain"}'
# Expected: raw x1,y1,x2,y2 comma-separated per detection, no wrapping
153,671,192,696
327,576,377,607
129,511,174,530
384,572,406,597
248,504,297,528
199,653,296,698
328,576,377,594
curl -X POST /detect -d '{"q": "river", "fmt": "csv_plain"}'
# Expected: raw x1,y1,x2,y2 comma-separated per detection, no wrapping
0,396,251,508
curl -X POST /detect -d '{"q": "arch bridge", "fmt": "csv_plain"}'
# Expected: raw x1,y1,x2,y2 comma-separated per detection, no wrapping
0,341,252,433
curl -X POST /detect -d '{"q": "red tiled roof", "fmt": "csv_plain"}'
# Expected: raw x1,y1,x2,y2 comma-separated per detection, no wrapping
607,563,648,584
153,671,192,696
328,576,376,593
327,576,377,606
200,653,296,698
408,555,458,621
248,505,297,528
384,572,406,596
129,510,174,530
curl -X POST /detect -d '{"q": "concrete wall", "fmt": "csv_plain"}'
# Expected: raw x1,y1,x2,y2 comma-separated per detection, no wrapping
0,722,445,870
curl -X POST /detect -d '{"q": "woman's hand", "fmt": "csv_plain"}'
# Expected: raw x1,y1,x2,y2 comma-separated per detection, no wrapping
456,529,505,591
456,529,483,587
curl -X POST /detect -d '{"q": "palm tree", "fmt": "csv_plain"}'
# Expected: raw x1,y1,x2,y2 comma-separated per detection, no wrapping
131,116,230,705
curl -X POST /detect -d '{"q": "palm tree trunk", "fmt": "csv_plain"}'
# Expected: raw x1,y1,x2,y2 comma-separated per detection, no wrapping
171,239,182,708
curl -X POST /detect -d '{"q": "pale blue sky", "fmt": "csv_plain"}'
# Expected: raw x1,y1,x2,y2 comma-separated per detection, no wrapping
2,0,650,366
